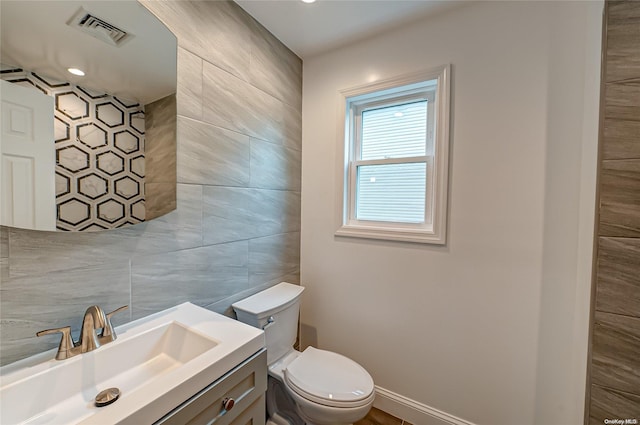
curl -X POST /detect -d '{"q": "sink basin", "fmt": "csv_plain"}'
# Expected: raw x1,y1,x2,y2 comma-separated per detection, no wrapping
0,303,265,425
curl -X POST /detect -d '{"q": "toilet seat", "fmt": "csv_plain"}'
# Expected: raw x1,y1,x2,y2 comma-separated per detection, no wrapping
283,347,374,408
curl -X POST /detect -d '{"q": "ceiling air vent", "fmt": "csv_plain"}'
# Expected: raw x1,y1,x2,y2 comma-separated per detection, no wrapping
68,8,130,47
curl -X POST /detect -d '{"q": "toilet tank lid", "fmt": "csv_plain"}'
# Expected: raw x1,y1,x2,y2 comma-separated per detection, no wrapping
232,282,304,318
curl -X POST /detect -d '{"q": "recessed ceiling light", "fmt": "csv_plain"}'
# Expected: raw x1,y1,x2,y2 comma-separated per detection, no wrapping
67,68,85,76
301,0,316,3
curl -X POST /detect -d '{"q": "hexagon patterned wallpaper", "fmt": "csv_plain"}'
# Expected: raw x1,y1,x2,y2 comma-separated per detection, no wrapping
1,66,145,230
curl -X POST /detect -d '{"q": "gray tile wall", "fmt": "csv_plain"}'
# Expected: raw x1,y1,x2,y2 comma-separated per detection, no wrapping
145,94,177,221
589,1,640,420
0,0,302,366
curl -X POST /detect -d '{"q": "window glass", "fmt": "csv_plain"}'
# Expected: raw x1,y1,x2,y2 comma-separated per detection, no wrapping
356,162,426,223
360,100,427,160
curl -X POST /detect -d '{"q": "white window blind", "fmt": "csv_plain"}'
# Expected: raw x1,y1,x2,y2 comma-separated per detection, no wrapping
355,100,428,223
356,162,426,223
360,101,427,160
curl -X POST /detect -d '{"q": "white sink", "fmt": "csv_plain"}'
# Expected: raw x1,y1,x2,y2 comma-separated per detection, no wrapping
0,303,265,425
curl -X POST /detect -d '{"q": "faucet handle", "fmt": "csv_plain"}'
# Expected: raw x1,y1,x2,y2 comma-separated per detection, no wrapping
36,326,74,360
106,305,129,320
101,305,128,342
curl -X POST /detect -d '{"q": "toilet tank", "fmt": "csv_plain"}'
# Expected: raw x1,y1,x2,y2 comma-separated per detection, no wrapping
232,282,304,365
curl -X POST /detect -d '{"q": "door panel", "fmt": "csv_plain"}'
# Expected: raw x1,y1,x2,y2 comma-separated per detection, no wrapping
1,79,55,230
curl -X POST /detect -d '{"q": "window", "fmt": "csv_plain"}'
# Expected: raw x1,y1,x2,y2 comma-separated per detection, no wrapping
336,65,450,244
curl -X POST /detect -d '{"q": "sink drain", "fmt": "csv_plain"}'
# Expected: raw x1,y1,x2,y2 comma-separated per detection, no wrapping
95,387,120,407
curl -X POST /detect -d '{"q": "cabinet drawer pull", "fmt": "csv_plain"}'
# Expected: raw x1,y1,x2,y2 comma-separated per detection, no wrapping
222,397,235,411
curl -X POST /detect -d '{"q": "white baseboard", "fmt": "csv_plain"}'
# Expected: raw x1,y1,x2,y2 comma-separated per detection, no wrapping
373,386,476,425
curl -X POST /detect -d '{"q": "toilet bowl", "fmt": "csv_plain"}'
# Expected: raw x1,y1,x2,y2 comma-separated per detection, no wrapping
232,282,375,425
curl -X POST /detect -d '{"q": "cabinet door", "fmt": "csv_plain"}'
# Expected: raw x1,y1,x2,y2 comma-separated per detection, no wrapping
229,394,265,425
156,350,267,425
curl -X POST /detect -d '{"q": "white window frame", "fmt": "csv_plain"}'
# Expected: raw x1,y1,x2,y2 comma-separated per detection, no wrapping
335,65,451,244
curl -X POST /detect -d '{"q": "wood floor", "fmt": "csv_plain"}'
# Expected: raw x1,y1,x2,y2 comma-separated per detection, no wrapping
355,407,414,425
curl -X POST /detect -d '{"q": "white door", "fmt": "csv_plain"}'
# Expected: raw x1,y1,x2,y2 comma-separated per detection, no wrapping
0,79,56,231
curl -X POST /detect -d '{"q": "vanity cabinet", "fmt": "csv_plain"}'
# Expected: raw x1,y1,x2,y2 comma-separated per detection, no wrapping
156,349,267,425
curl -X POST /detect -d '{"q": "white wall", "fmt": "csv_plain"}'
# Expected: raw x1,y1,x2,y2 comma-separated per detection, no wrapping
300,2,602,424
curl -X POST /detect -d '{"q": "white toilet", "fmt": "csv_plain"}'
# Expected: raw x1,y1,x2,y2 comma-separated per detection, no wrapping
232,282,375,425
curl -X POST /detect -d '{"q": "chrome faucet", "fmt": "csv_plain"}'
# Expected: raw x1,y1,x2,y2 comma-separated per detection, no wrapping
80,305,106,352
36,305,128,360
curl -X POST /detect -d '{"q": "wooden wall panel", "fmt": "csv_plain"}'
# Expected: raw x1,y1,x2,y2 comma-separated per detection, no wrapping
590,385,640,424
591,311,640,395
603,118,640,160
599,159,640,237
588,1,640,422
596,237,640,317
604,83,640,122
605,1,640,83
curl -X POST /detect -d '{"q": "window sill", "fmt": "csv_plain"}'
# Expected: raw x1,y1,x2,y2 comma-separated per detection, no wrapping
335,224,445,245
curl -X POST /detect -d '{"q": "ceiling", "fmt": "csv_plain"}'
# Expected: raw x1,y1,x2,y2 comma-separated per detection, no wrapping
235,0,464,58
1,0,461,102
1,1,176,104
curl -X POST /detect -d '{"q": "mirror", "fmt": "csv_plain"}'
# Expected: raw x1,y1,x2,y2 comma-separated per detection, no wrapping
0,0,177,232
